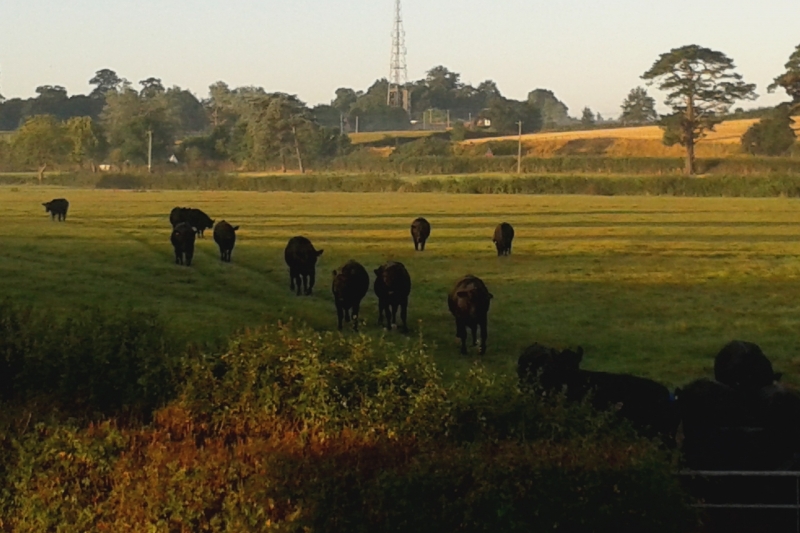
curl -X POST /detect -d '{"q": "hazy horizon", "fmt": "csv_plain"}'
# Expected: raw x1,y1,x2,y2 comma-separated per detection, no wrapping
0,0,797,118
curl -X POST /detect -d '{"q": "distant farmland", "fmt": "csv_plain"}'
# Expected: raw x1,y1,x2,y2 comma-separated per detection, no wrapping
349,118,800,158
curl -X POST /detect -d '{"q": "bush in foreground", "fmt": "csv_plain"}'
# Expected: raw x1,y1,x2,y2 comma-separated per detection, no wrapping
1,322,695,532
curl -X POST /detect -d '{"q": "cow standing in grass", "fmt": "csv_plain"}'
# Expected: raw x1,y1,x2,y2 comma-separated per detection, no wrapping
374,262,411,332
493,222,514,256
171,222,196,266
447,275,493,355
410,217,431,251
43,198,69,221
332,260,370,331
170,207,215,237
213,221,239,263
284,236,323,296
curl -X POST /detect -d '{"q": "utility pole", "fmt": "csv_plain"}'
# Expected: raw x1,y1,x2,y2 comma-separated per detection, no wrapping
147,130,153,173
355,116,359,134
516,121,522,175
446,110,450,129
339,113,344,134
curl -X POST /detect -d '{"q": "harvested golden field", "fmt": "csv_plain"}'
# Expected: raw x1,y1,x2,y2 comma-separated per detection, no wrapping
349,130,437,145
463,118,800,158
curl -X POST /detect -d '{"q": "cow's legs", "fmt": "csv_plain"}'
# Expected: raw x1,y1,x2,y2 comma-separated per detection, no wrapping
420,239,426,251
306,271,315,295
470,324,478,347
336,305,344,330
479,317,488,355
290,269,296,292
399,298,408,333
352,303,360,331
185,249,193,267
456,320,467,355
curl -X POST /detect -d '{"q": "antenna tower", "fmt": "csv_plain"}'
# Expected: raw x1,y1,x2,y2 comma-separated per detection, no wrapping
387,0,409,112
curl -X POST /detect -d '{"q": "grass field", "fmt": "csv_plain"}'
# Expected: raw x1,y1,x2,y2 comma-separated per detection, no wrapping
349,130,437,145
3,186,800,388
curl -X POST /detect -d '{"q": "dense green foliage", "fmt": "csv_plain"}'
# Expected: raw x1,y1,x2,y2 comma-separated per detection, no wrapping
741,105,797,155
620,87,659,125
0,317,694,532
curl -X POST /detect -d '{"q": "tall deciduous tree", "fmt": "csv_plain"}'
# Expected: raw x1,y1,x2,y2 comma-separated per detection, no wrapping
768,44,800,105
740,104,796,156
89,69,123,99
12,115,69,182
65,116,106,170
642,45,757,174
620,87,658,125
580,107,596,127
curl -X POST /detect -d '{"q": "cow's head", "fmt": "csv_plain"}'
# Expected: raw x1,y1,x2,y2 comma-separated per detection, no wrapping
518,344,583,390
42,202,49,210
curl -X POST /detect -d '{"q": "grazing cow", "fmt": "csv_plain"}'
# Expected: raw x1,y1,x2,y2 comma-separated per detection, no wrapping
43,198,69,221
170,222,196,266
493,222,514,256
373,262,411,332
284,236,323,296
169,207,215,237
332,260,370,331
410,217,431,251
518,344,678,444
714,340,781,391
447,275,493,355
213,221,239,262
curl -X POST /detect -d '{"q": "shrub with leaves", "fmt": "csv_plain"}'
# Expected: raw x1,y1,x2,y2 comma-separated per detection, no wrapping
741,105,797,156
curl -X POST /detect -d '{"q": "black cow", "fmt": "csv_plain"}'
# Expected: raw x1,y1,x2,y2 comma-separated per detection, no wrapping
676,378,800,470
447,275,493,355
714,340,781,391
284,236,323,296
213,221,239,262
373,262,411,332
332,260,370,331
493,222,514,256
170,222,196,266
518,344,678,444
410,217,431,251
43,198,69,221
170,207,215,237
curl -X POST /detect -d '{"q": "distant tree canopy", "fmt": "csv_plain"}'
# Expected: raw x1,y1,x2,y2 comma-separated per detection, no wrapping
769,43,800,105
620,87,658,125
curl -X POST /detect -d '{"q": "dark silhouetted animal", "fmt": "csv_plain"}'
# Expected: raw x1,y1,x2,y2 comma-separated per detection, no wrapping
170,222,196,266
170,207,215,237
493,222,514,256
373,262,411,332
447,275,493,355
43,198,69,221
410,217,431,251
213,221,239,262
518,344,678,444
676,378,800,470
284,236,323,296
332,260,370,331
714,340,781,391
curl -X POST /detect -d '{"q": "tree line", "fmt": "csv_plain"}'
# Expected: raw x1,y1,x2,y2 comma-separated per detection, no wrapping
1,42,800,175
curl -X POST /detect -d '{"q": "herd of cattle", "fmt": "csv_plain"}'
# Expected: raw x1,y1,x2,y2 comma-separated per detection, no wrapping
42,197,800,471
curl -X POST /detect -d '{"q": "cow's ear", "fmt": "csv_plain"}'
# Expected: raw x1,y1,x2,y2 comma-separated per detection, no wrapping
576,346,584,362
775,372,783,382
332,270,338,277
488,292,494,299
316,249,324,256
232,226,240,231
374,268,381,275
456,290,469,298
42,203,47,206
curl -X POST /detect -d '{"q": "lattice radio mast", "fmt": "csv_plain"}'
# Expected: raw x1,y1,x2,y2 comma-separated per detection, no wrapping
387,0,410,112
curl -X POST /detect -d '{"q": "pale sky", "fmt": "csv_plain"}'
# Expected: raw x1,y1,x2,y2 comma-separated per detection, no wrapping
0,0,797,118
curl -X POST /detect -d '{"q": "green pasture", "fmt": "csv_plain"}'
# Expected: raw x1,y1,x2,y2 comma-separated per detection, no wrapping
2,186,800,387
